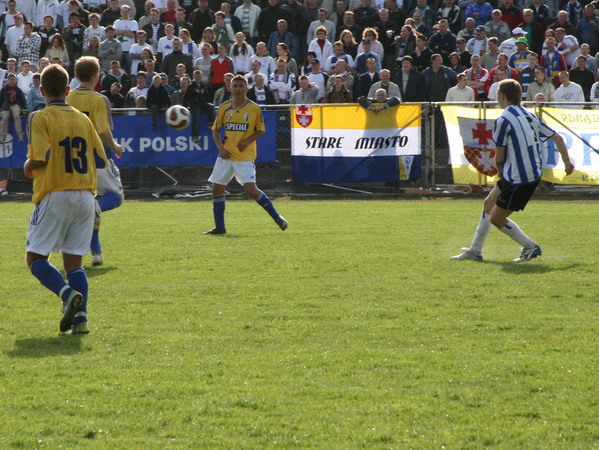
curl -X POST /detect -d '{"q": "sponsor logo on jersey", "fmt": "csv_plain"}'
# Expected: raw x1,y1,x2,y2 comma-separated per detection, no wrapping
225,122,249,131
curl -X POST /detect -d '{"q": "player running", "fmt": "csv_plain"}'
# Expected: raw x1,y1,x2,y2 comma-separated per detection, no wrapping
24,64,108,334
451,79,574,262
67,57,124,267
204,75,288,234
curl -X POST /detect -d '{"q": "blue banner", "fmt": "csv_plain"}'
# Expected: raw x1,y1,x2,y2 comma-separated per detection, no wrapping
0,111,278,169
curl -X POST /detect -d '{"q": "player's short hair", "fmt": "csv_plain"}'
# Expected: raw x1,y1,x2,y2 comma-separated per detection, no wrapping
231,74,247,85
41,64,69,98
497,79,521,105
75,56,100,82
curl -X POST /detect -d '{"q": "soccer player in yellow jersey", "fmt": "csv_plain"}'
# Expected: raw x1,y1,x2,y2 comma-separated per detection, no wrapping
24,64,108,334
67,56,124,267
204,75,288,234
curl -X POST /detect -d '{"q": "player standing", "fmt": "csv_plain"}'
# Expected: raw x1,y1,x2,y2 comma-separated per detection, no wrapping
67,57,124,267
24,64,108,334
451,79,574,262
204,75,288,234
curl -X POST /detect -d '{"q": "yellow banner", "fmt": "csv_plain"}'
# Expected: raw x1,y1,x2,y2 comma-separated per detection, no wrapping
441,106,599,185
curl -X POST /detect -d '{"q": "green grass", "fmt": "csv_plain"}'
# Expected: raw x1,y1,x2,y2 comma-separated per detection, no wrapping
1,198,598,447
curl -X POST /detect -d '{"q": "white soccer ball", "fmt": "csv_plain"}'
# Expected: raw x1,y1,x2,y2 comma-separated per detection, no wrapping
165,105,191,130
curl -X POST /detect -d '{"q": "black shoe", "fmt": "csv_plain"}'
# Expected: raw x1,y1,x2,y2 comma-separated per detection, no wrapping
275,215,288,231
60,290,83,332
203,227,226,235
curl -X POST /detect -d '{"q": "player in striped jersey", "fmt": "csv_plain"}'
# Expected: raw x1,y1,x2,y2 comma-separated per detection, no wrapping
452,79,574,262
25,64,108,333
67,57,124,268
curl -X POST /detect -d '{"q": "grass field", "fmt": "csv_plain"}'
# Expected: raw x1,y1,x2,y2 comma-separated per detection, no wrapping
0,198,598,447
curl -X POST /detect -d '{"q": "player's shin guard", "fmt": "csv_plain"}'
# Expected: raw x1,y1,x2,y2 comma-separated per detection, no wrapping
31,259,67,298
67,268,88,324
98,192,123,212
255,192,279,220
213,196,226,231
499,219,535,248
470,210,492,253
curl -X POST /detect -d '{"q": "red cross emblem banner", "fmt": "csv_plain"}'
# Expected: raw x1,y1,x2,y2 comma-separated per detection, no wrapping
441,106,599,185
291,104,422,183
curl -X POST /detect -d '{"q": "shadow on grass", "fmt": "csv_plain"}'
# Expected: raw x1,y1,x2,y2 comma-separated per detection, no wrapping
5,335,85,358
86,266,116,278
487,262,581,274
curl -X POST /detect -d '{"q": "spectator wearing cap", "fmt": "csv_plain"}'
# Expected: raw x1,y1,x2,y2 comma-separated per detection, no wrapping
577,4,599,55
569,55,595,101
62,12,87,70
499,0,522,31
306,57,329,101
508,37,532,72
484,9,510,45
467,25,487,57
455,37,472,68
540,36,568,87
465,0,493,27
498,26,526,57
456,17,476,43
5,12,25,57
354,38,382,74
429,19,456,65
517,8,544,56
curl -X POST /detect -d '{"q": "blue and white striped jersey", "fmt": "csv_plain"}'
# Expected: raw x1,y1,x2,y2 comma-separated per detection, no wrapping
493,105,555,186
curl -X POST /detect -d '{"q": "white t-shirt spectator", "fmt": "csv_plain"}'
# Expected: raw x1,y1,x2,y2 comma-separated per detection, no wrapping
157,35,175,58
113,18,138,52
554,81,585,109
17,71,34,95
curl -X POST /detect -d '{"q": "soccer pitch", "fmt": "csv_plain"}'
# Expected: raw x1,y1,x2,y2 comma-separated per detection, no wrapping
1,198,598,447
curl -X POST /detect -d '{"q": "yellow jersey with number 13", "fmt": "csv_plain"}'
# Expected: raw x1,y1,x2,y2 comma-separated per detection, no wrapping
27,100,107,203
212,99,265,162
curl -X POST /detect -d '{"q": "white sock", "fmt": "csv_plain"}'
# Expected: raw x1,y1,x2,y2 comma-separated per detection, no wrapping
469,210,492,254
499,219,535,248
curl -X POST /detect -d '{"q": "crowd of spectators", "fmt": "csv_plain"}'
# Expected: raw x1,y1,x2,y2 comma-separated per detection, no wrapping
0,0,598,125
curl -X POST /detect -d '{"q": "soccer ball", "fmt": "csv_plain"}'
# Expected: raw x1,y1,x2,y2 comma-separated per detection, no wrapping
165,105,191,130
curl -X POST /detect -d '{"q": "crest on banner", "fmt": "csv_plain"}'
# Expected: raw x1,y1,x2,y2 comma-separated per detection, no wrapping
458,118,498,176
295,105,313,127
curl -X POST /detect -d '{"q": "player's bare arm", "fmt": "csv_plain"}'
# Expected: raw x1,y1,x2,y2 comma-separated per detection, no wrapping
494,145,505,176
24,158,46,178
100,132,123,158
238,130,264,151
212,127,232,159
550,133,574,175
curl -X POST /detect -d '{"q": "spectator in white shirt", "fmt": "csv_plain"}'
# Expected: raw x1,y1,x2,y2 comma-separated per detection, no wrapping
16,59,34,95
83,12,105,49
5,13,25,57
554,70,585,108
129,30,152,75
113,4,138,72
445,72,475,101
230,31,254,74
157,23,176,63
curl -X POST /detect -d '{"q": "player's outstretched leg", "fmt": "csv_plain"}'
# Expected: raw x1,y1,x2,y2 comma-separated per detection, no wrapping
245,183,287,231
490,207,541,262
68,268,90,334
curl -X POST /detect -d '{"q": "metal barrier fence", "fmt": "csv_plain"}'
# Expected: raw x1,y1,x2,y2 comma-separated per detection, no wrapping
2,102,598,194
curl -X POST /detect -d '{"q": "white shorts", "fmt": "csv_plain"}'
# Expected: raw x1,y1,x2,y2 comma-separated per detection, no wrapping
27,190,96,256
208,157,257,186
97,159,123,196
